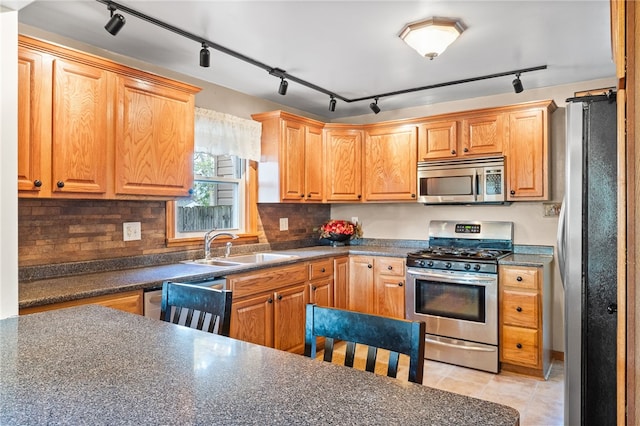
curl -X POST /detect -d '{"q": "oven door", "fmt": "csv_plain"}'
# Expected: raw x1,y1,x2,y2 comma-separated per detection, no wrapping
405,267,498,345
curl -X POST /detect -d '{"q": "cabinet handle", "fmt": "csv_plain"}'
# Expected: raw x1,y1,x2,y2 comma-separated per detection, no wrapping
357,194,362,199
516,343,522,349
367,264,372,269
307,193,312,198
451,149,456,155
277,294,283,300
56,181,65,188
411,193,416,198
510,190,516,195
267,298,273,304
463,147,469,152
321,268,326,273
516,306,522,312
398,282,403,287
34,179,42,188
387,265,393,270
516,276,523,282
312,286,317,291
300,194,305,198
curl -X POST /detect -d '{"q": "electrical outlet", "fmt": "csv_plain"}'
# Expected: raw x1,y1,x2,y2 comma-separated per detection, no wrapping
351,217,359,224
279,218,288,231
543,203,562,217
123,222,141,241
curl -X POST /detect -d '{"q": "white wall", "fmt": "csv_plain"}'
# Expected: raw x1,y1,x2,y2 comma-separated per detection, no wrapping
331,77,617,352
0,9,19,319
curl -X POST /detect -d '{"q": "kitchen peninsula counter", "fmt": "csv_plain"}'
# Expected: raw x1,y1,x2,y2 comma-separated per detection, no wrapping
1,305,520,425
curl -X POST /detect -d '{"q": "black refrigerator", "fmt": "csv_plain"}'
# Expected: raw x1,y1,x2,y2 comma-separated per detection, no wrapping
557,92,618,425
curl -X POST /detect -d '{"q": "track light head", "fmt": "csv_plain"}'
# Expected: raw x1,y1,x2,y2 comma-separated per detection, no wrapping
200,43,210,68
369,98,381,114
329,96,337,112
105,6,126,36
512,73,524,93
278,78,288,96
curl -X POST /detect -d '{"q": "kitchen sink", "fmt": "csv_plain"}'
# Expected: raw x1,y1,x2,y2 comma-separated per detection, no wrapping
183,252,298,267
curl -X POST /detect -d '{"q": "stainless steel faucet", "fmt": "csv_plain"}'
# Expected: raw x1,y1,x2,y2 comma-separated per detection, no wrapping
204,230,238,259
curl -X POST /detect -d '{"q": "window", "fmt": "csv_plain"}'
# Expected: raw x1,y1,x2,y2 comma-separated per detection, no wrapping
173,153,245,239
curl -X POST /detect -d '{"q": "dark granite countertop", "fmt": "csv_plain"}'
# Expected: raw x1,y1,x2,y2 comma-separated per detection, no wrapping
0,305,520,425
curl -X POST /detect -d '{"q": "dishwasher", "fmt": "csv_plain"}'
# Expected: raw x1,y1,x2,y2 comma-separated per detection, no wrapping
143,277,227,320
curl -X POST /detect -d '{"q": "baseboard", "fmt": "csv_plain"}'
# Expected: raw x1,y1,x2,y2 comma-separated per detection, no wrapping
552,350,564,361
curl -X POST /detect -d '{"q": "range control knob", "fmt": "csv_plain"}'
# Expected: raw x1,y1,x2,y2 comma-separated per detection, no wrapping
464,263,471,270
445,262,452,269
473,264,481,271
427,261,434,267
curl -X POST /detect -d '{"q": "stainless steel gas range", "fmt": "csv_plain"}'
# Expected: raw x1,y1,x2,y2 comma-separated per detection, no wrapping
405,220,513,373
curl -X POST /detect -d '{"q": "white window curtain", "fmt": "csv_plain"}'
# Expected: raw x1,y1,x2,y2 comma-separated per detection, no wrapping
194,107,262,162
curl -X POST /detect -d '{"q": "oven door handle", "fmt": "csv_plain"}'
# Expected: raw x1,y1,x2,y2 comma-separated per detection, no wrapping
407,269,495,286
425,337,496,352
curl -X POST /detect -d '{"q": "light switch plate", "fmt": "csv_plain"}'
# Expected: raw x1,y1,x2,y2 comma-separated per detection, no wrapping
279,218,288,231
123,222,141,241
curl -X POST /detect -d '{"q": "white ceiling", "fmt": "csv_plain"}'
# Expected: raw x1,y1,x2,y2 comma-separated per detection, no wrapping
17,0,615,119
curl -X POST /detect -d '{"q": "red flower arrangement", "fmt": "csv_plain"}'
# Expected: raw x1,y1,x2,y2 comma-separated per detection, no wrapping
318,219,362,240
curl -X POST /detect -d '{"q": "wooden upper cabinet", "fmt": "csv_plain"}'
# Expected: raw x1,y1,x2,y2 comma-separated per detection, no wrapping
324,127,363,202
52,58,110,195
507,108,548,200
17,47,50,196
252,111,325,203
461,112,505,156
115,76,195,197
364,125,417,201
418,120,458,160
17,35,200,200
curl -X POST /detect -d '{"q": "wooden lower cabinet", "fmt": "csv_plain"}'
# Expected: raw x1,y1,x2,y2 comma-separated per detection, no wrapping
348,256,375,313
333,256,349,309
19,290,143,315
309,258,334,307
499,264,552,378
348,255,405,318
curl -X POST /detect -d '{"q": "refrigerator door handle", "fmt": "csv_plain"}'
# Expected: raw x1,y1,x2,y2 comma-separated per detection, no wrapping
556,197,566,289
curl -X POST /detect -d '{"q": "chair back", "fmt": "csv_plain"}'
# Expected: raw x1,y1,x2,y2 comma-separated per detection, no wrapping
304,304,426,383
160,281,232,336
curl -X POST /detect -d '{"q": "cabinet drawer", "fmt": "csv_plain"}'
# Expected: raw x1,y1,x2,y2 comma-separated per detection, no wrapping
501,325,539,367
500,266,539,290
228,264,308,298
374,257,405,276
309,259,334,280
502,290,538,328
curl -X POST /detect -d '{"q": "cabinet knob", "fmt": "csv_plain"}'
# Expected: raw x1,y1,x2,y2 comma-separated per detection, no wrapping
387,265,393,270
516,343,523,349
398,282,403,287
357,194,362,199
33,179,42,188
516,276,523,282
300,194,305,198
510,190,516,195
307,193,312,198
411,193,416,198
516,306,522,312
367,264,372,269
56,181,64,188
451,150,456,155
463,147,469,152
312,286,317,291
267,298,273,304
320,267,326,273
277,294,283,300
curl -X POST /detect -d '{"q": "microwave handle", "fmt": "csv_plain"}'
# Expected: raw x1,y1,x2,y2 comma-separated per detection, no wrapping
474,169,480,201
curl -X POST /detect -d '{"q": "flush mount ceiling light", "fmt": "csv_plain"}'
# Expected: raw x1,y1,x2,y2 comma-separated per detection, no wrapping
369,97,381,114
104,4,126,36
512,73,524,93
399,17,464,60
200,43,210,68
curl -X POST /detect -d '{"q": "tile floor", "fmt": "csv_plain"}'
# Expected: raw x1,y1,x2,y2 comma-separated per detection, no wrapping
319,343,564,425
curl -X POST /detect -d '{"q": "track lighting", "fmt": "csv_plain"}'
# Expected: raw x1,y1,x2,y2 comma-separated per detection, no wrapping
278,78,288,96
104,5,126,36
200,43,210,68
512,73,524,93
329,96,337,112
369,98,381,114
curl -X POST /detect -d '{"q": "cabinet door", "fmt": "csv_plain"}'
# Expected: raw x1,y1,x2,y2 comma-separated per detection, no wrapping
273,283,308,353
280,119,306,201
230,293,274,348
18,47,50,196
347,256,374,313
303,125,324,201
324,129,363,201
364,126,417,201
507,109,547,200
418,120,458,160
333,256,349,309
52,58,110,195
375,275,405,319
115,76,194,197
461,113,505,156
310,277,333,307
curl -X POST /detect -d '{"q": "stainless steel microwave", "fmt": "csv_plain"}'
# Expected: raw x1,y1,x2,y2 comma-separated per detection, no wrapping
417,156,506,204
